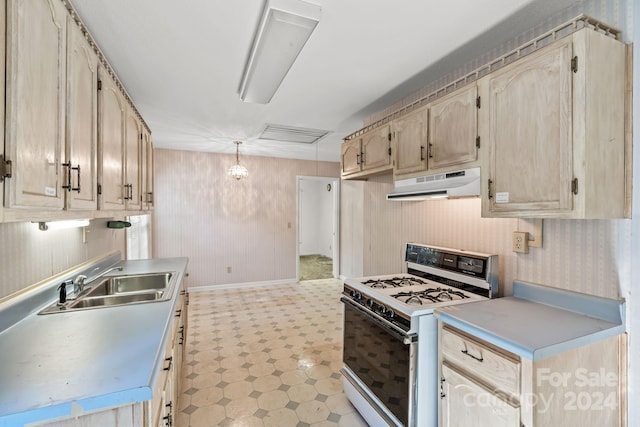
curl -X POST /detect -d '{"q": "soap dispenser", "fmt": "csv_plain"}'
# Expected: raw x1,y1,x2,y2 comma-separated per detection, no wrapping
57,281,72,305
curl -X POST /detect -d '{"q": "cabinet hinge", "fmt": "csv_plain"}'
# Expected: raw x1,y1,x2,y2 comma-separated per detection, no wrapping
97,183,102,195
388,147,392,156
97,79,102,91
571,56,578,73
388,132,392,142
571,178,578,195
476,136,481,149
0,155,12,182
476,96,481,109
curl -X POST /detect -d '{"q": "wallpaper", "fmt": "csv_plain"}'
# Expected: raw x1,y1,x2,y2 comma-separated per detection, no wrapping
0,218,125,300
152,149,340,288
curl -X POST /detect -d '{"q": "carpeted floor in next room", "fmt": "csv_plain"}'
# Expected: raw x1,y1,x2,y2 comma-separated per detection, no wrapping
299,255,333,281
176,278,367,427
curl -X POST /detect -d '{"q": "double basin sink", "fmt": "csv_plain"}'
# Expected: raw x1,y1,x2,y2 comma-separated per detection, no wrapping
40,272,175,314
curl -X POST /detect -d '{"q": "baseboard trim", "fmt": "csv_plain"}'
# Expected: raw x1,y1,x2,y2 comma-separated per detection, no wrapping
187,278,299,292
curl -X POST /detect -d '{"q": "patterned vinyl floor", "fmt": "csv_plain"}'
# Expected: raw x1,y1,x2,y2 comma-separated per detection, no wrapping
176,278,368,427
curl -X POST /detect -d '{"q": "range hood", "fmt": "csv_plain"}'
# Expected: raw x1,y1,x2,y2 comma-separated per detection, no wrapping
387,167,480,201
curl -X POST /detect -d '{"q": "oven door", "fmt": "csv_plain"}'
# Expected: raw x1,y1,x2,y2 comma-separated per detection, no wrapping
341,297,417,426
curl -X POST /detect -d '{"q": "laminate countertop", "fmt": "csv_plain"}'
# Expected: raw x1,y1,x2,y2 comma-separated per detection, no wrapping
0,256,188,427
435,281,626,360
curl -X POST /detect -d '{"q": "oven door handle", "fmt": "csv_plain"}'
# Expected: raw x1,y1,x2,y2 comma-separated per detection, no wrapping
341,297,417,344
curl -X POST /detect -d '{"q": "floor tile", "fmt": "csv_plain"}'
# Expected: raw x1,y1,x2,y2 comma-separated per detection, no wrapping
177,279,367,426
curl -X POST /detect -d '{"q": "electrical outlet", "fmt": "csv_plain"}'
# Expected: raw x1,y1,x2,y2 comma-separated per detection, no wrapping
513,231,529,253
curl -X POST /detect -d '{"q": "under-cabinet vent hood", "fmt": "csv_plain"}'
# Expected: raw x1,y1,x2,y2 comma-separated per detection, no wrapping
387,167,480,201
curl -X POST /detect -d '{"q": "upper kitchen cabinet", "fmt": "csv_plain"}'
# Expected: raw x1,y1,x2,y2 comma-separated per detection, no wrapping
66,15,99,211
341,124,392,179
480,28,627,219
391,85,479,181
428,84,479,170
98,69,126,211
2,0,152,222
392,107,428,178
4,0,68,212
141,129,155,210
125,108,142,211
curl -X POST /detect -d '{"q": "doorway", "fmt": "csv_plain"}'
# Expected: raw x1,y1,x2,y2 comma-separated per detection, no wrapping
297,176,339,281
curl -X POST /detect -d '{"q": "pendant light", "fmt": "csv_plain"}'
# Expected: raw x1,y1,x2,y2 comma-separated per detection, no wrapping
228,141,249,180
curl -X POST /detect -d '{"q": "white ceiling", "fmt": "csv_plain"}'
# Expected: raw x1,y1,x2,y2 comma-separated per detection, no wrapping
70,0,579,162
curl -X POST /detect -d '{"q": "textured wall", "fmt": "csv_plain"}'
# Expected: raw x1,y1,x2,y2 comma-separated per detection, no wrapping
340,174,626,298
153,149,340,288
0,218,125,300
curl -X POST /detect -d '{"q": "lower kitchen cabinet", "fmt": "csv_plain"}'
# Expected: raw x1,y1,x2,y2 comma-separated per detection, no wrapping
439,324,625,427
146,289,187,427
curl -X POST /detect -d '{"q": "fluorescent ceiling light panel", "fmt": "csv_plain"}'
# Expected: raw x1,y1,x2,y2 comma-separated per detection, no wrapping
260,123,329,144
239,0,321,104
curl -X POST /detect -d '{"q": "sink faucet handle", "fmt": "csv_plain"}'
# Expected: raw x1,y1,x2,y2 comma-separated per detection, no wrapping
73,274,88,294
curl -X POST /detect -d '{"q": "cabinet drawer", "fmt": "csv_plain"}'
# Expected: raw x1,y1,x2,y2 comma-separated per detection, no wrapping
441,326,520,396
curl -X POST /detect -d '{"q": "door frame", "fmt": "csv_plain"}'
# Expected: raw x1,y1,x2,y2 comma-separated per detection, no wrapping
296,176,340,281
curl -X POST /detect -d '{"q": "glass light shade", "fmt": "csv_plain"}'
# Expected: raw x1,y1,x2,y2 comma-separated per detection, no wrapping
228,164,249,180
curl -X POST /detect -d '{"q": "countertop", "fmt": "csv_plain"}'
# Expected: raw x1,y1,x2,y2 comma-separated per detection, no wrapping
0,256,189,426
435,280,626,360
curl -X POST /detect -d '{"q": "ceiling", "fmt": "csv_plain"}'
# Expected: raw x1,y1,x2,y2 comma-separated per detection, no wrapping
69,0,579,162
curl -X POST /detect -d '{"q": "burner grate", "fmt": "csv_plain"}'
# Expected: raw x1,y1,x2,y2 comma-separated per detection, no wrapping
361,276,427,289
391,287,470,305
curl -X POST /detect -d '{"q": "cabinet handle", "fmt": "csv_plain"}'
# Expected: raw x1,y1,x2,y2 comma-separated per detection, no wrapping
147,191,154,204
74,165,81,193
62,163,81,192
487,179,493,199
163,410,173,427
440,377,446,399
461,349,484,363
356,153,361,165
428,143,433,158
420,146,425,161
175,309,182,318
164,356,173,371
124,184,133,200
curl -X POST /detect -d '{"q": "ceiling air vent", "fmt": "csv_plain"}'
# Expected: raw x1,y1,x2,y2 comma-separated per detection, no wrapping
259,124,330,144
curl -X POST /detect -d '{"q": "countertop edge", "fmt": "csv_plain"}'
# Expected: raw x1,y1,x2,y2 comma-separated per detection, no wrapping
435,310,625,360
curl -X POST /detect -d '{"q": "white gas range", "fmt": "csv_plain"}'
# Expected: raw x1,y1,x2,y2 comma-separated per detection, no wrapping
341,243,498,427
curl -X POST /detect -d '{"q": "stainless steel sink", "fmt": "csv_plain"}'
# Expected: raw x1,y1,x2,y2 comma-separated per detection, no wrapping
70,291,165,309
39,272,176,314
85,273,172,297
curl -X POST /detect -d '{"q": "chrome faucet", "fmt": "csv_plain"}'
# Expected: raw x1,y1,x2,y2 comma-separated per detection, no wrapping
73,274,88,295
78,266,124,292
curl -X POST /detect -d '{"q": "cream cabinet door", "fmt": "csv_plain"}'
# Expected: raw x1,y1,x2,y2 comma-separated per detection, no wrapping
429,85,478,170
341,138,362,176
125,109,142,210
393,107,428,177
66,17,98,211
141,130,154,210
361,125,391,172
5,0,67,209
483,38,574,215
441,364,520,427
98,70,126,210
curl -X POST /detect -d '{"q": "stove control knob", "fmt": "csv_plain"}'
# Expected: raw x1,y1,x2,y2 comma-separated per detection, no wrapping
387,310,395,319
378,305,387,315
367,299,375,308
